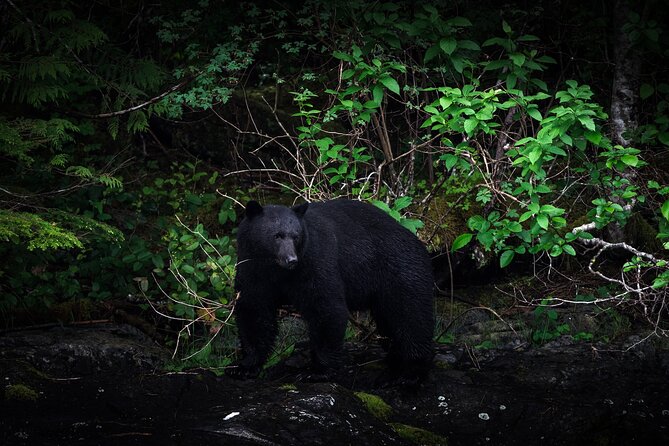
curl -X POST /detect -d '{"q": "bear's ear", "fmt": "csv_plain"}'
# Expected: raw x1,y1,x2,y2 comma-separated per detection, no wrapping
245,200,263,218
292,202,309,217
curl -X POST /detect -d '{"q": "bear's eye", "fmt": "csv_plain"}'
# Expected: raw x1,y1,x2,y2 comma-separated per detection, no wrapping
274,232,284,240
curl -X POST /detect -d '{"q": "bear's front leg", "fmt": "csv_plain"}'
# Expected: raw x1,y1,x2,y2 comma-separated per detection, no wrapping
302,298,349,377
228,295,278,379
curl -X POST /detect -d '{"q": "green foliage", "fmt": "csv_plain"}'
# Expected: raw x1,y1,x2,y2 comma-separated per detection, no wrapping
0,211,83,251
371,197,424,234
531,299,571,344
2,0,669,345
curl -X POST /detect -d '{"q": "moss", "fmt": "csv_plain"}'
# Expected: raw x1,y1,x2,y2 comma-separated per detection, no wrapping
5,384,39,401
279,383,297,391
625,213,662,253
354,391,392,421
422,195,472,250
390,423,448,446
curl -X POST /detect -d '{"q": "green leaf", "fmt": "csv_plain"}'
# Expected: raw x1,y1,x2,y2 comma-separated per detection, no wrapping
458,40,480,51
584,130,602,145
507,222,523,233
502,20,512,34
527,108,542,121
372,84,384,104
447,17,472,27
393,196,412,211
658,132,669,146
379,76,400,95
519,211,534,222
464,118,478,134
640,83,654,100
439,37,457,55
563,244,576,256
451,233,473,251
620,154,639,167
661,199,669,221
424,45,441,63
451,56,465,73
443,154,458,170
509,53,526,67
579,116,596,131
537,214,549,230
528,147,542,164
500,250,515,268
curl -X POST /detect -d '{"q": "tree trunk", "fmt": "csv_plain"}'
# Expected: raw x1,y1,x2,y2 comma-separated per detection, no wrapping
610,0,640,147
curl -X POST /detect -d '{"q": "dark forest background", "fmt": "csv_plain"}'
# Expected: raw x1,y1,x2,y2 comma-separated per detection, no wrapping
1,0,668,363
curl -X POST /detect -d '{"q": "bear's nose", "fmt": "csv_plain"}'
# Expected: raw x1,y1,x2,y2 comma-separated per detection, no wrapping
285,255,298,269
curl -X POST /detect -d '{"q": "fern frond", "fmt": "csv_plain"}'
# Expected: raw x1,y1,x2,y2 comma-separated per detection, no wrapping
49,153,69,167
126,110,148,134
19,56,71,81
66,165,95,179
44,9,75,24
0,210,83,251
98,174,123,190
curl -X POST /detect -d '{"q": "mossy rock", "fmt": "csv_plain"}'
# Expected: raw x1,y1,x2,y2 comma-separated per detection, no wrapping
421,195,472,250
390,423,448,446
354,391,392,421
4,384,39,401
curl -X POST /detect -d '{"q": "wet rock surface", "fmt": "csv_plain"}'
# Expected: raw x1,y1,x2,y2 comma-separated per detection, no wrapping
1,323,669,445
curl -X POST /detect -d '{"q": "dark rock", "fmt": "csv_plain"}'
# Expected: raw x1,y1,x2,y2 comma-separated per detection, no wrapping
0,323,167,376
1,324,669,445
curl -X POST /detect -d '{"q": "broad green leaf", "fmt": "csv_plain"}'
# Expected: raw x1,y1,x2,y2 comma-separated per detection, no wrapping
443,154,458,170
549,245,563,257
584,130,602,145
527,108,542,121
563,244,576,256
394,196,412,211
372,84,384,104
658,132,669,146
640,83,654,100
537,214,549,230
519,211,534,222
447,17,472,27
458,40,480,51
620,154,639,166
506,73,517,89
507,222,523,232
380,76,400,95
439,37,457,55
509,53,526,67
579,116,596,131
528,147,542,164
451,233,473,251
464,118,478,134
500,250,515,268
502,20,512,34
661,199,669,221
424,45,441,63
451,56,465,73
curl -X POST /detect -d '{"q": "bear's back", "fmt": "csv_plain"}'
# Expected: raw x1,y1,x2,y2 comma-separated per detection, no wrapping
303,199,430,274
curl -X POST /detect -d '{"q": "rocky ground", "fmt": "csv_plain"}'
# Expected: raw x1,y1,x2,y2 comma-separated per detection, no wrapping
1,323,669,445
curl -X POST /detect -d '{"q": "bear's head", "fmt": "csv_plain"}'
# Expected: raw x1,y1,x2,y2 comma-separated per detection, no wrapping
242,201,309,270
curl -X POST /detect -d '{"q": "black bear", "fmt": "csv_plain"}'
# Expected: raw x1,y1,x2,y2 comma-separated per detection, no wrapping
232,199,434,380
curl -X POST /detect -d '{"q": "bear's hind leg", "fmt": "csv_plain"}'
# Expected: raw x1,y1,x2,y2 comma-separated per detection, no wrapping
372,289,434,382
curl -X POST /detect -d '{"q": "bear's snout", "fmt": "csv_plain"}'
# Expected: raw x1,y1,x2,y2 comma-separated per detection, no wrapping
281,254,299,270
276,240,299,269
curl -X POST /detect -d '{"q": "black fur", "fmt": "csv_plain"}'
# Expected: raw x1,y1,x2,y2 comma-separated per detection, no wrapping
232,199,434,380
